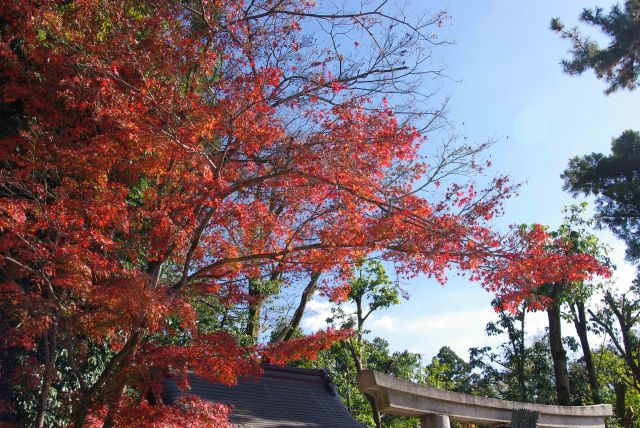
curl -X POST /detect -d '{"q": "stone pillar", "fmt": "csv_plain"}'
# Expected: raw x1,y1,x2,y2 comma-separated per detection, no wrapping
420,414,451,428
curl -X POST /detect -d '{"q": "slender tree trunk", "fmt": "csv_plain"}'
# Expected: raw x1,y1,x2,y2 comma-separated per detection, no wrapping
516,353,527,402
35,318,59,428
365,393,382,428
349,298,383,428
571,301,600,404
345,368,352,412
615,383,626,421
274,271,321,342
246,279,262,341
517,308,528,402
547,299,571,405
349,343,382,428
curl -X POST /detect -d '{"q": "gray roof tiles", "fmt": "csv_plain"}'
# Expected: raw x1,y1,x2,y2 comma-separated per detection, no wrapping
163,364,363,428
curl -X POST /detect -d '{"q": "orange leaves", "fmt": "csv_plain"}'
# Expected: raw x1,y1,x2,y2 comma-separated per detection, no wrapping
141,331,259,386
260,328,352,365
481,225,611,310
0,0,520,425
89,397,233,428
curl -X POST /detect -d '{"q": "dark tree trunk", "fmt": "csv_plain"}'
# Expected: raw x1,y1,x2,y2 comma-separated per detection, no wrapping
349,343,382,428
547,299,572,405
571,300,601,403
274,271,321,342
246,279,262,341
102,380,126,428
615,382,626,422
365,393,383,428
516,308,528,402
35,318,58,428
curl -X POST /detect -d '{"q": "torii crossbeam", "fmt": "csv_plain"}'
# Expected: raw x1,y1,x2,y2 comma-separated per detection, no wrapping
357,370,612,428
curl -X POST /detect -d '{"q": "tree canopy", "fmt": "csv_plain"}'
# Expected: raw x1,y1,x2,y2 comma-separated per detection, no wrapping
0,0,617,426
0,0,522,425
562,130,640,265
551,0,640,94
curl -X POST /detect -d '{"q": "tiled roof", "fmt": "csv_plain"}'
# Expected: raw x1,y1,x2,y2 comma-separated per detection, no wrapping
163,364,363,428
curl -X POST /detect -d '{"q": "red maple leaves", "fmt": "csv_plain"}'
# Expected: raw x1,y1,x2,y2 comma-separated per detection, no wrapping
0,0,609,426
482,225,611,311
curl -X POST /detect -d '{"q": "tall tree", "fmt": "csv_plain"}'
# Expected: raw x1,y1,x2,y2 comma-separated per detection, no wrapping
328,260,406,428
424,346,474,394
541,207,610,407
482,221,610,405
590,284,640,394
562,130,640,267
557,204,609,404
476,299,530,402
1,1,517,425
470,333,558,405
551,0,640,94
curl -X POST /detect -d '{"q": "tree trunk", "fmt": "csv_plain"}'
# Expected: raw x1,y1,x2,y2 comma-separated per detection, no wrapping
349,343,382,428
517,308,528,402
102,381,125,428
246,279,262,341
547,299,571,405
72,331,141,427
365,393,383,428
614,382,626,422
274,271,321,342
571,300,600,403
347,314,382,428
35,318,58,428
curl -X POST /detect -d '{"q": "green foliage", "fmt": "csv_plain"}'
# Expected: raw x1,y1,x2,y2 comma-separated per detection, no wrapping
9,341,116,427
552,0,640,94
318,261,417,427
328,259,405,361
562,131,640,265
307,338,422,428
469,303,559,405
554,204,610,262
423,346,474,393
348,260,403,318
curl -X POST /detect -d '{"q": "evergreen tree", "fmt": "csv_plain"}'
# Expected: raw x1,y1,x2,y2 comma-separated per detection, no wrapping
562,131,640,266
551,0,640,94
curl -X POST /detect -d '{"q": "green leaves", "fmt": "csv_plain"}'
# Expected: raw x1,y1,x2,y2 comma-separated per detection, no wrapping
552,0,640,94
348,260,403,316
562,131,640,263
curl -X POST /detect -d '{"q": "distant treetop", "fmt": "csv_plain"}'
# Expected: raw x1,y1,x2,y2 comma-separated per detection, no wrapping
551,0,640,94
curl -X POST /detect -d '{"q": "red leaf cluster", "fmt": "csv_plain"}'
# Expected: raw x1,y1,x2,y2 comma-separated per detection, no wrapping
481,225,611,311
0,0,519,425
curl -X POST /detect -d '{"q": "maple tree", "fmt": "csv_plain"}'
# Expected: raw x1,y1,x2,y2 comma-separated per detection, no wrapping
0,0,611,426
482,212,611,405
0,0,512,425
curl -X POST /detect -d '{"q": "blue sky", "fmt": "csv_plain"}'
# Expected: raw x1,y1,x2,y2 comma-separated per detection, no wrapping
302,0,638,362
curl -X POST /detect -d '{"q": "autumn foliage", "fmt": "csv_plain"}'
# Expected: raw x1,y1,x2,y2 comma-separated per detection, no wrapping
483,224,611,311
0,0,608,426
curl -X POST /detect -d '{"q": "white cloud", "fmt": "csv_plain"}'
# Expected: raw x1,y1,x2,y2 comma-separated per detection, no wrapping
370,315,396,331
383,308,500,358
372,307,566,361
300,294,595,364
300,299,358,332
301,299,334,331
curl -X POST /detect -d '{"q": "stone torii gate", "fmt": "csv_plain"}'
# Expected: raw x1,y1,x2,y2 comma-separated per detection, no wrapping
357,370,613,428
